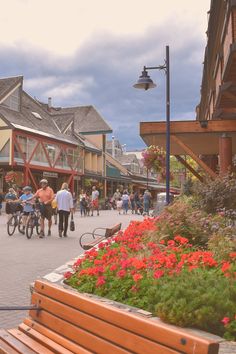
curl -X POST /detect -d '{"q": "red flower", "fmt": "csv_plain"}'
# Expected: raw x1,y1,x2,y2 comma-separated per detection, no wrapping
154,270,164,279
221,317,230,326
221,262,231,273
133,273,143,282
96,276,106,287
64,271,73,279
117,270,127,278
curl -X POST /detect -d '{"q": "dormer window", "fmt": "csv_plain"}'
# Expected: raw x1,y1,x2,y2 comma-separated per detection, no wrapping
31,112,42,119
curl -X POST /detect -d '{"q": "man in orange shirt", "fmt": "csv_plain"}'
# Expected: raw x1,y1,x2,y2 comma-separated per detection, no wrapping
32,179,54,238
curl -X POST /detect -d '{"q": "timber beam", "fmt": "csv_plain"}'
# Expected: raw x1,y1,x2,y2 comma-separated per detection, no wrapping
174,155,203,182
171,135,217,179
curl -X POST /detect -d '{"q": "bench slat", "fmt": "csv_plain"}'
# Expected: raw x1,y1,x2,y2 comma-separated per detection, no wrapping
0,329,36,354
18,323,74,354
34,280,220,354
8,329,54,354
83,236,106,250
0,338,19,354
29,309,131,354
30,293,180,354
22,319,92,354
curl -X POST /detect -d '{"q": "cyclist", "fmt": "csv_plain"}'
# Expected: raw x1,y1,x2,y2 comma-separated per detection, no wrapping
29,179,54,238
18,186,34,234
5,188,18,220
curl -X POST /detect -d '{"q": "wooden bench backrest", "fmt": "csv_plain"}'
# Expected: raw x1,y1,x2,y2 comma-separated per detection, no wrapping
24,280,219,354
105,223,121,238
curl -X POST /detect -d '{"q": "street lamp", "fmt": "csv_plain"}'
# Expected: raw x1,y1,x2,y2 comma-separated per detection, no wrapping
133,45,170,204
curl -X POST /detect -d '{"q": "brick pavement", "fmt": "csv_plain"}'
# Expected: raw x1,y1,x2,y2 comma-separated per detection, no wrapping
0,209,143,328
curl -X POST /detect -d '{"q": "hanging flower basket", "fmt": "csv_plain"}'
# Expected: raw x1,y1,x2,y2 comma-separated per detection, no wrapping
5,171,17,184
141,145,166,172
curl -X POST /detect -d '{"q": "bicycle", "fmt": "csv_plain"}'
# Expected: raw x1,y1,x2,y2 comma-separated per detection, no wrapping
25,204,41,239
7,208,24,236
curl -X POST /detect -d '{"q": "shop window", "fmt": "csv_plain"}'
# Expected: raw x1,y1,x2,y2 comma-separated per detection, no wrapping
0,139,10,161
16,135,36,161
44,143,60,165
31,143,50,166
55,150,70,170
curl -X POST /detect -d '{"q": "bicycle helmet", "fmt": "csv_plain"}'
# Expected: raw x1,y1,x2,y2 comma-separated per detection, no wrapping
39,179,48,184
23,186,32,191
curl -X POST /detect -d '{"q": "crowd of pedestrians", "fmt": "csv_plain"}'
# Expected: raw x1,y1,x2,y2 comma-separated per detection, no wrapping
0,181,152,238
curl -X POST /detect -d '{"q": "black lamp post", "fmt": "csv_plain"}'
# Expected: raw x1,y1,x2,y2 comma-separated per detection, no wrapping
133,45,170,205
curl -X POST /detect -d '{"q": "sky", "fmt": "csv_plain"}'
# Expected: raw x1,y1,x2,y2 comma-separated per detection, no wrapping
0,0,210,149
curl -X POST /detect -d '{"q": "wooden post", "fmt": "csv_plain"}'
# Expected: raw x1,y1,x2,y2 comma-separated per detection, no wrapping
219,134,232,175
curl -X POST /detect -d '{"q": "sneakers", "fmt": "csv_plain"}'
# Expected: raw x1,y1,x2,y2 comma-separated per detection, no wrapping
48,230,51,236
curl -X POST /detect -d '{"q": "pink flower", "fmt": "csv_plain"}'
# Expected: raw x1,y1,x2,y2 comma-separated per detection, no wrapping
117,270,127,278
221,317,230,326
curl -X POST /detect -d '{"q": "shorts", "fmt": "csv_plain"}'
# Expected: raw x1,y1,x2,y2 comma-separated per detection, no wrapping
92,199,99,209
40,204,53,220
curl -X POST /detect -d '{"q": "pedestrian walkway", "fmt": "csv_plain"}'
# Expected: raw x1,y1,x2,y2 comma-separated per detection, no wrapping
0,210,143,328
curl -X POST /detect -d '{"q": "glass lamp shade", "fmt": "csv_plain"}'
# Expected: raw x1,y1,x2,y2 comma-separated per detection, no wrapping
133,70,157,90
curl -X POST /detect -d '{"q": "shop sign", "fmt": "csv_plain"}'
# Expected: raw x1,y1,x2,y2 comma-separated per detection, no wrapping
43,172,58,178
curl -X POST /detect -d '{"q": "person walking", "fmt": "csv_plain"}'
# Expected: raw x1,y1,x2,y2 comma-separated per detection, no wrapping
79,189,86,216
30,179,54,238
116,197,123,215
129,191,135,214
91,186,99,216
56,183,73,237
143,190,151,215
122,190,129,214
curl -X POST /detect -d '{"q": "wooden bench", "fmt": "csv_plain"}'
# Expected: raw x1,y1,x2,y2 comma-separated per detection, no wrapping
0,279,220,354
79,223,122,250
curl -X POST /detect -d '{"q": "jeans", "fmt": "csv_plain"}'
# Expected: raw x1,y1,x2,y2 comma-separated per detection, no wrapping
123,200,129,213
144,201,150,214
58,210,70,235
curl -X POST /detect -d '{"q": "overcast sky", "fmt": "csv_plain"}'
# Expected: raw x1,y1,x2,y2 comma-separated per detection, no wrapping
0,0,210,149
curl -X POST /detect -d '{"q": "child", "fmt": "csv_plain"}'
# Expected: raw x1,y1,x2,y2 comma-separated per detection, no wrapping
116,197,123,215
51,197,58,224
19,186,34,233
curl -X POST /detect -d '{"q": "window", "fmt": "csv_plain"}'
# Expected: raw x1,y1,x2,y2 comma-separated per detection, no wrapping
0,139,10,161
31,112,42,120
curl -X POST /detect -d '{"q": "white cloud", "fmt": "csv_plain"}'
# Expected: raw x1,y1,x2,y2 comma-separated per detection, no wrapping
0,0,210,55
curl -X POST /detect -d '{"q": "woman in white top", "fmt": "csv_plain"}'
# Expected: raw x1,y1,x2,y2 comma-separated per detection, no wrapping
56,183,73,238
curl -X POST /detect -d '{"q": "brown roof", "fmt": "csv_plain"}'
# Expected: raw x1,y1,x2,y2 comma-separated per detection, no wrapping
0,76,23,102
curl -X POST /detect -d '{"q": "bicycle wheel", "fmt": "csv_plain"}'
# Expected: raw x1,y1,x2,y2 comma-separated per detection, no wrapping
18,215,25,234
26,216,34,239
7,215,17,236
35,216,40,235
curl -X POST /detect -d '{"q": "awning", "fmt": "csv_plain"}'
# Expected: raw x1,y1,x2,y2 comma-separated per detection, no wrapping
140,119,236,155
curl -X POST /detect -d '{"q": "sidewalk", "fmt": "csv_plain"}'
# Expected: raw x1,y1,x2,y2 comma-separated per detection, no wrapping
0,209,143,328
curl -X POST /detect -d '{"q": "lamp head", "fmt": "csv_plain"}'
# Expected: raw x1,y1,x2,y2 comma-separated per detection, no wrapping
133,69,156,90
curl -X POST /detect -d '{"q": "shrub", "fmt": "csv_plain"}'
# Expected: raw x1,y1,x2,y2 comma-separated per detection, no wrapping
152,269,236,336
150,200,214,246
194,173,236,213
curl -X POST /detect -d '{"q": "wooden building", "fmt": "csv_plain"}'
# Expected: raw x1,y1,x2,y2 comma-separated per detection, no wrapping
0,76,111,194
140,0,236,179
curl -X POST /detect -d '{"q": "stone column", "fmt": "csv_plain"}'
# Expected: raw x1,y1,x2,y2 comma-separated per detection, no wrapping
219,134,232,175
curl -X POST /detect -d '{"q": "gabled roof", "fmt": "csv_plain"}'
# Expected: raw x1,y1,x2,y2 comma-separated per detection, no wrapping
0,76,23,103
117,154,140,165
0,91,79,145
53,106,112,134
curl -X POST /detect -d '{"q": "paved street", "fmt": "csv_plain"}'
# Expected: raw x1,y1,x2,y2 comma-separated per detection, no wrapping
0,209,143,329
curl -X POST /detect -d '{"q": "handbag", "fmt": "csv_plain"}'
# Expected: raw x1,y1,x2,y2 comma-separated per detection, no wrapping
70,213,75,231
